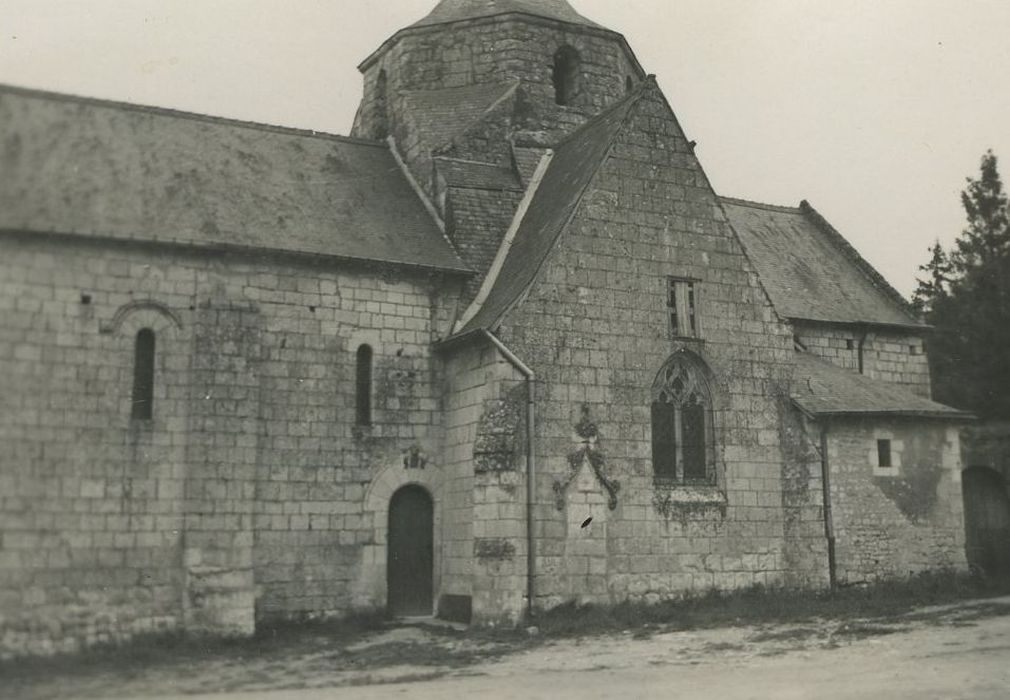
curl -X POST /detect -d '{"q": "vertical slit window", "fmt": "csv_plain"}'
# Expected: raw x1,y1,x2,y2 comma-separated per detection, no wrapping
356,344,373,426
668,278,702,339
132,328,155,420
668,278,680,336
552,46,580,106
877,439,892,468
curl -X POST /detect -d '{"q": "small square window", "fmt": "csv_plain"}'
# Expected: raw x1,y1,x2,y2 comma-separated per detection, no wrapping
846,339,855,350
909,345,919,356
667,278,701,339
877,439,892,468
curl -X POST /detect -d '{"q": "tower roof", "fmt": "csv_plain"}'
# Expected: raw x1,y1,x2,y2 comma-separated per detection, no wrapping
409,0,604,30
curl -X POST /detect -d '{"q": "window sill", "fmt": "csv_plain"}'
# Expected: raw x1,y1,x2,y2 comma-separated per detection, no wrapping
651,482,726,506
670,336,704,344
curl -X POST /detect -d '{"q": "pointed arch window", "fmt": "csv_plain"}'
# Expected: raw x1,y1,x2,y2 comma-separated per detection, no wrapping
356,344,373,426
651,353,716,484
552,46,581,106
132,328,156,420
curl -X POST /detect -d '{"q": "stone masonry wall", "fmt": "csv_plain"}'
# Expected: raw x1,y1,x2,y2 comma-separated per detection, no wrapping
495,84,823,609
440,338,528,625
827,419,965,582
0,234,444,657
794,322,931,397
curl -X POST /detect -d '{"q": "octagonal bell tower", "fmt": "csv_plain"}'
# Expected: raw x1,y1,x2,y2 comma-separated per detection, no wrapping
351,0,645,145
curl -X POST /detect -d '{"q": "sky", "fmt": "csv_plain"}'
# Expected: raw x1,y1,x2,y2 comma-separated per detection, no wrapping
3,0,1010,297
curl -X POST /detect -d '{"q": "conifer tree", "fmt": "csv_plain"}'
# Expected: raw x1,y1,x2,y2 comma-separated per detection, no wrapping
915,151,1010,418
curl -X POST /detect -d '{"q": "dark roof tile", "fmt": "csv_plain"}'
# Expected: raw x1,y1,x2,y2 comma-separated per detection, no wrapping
721,197,920,328
436,157,522,191
0,85,467,272
791,352,969,419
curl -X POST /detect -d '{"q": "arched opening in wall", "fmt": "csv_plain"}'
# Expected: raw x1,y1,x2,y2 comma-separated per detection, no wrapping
387,485,434,616
374,69,389,140
552,46,581,106
131,328,156,420
651,351,716,485
356,344,373,426
625,76,635,94
962,466,1010,574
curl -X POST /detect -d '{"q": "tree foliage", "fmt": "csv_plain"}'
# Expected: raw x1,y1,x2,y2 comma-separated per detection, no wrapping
913,150,1010,419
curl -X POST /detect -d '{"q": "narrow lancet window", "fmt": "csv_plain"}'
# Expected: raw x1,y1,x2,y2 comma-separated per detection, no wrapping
356,344,373,426
552,46,581,106
132,328,156,420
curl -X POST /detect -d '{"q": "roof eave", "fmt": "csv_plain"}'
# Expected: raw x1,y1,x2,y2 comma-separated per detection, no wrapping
789,401,976,423
0,228,474,277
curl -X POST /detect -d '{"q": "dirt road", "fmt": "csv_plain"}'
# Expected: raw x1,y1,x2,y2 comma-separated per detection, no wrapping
156,597,1010,700
12,597,1010,699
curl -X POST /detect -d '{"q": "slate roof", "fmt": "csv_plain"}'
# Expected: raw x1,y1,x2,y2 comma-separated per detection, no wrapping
791,352,970,419
402,82,519,156
436,157,522,191
0,84,468,273
459,85,644,333
511,144,551,187
721,197,920,328
409,0,604,30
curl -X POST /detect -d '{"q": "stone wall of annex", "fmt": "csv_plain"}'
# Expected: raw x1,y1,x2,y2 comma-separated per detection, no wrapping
0,233,445,658
793,322,931,397
493,85,826,608
826,419,966,582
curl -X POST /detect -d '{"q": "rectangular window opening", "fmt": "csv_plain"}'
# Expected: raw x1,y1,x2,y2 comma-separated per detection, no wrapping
667,277,701,339
877,439,892,468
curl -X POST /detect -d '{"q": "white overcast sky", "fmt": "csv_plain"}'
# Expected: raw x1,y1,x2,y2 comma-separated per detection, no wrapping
3,0,1010,297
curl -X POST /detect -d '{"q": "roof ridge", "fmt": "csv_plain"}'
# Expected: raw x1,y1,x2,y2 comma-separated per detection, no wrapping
799,200,922,325
719,195,802,213
0,82,383,147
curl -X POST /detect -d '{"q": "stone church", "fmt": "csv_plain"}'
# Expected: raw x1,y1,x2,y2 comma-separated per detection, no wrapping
0,0,971,658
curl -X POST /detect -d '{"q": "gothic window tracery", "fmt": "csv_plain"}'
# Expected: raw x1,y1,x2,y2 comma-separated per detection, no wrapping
651,353,716,484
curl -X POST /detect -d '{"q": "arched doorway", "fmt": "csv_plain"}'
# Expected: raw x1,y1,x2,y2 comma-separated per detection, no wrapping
962,467,1010,574
387,485,433,616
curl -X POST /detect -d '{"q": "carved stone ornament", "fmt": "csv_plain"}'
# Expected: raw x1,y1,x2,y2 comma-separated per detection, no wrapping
402,444,428,470
553,405,620,510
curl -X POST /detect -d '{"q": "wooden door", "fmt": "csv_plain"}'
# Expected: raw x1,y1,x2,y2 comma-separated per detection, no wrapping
387,485,434,616
962,467,1010,574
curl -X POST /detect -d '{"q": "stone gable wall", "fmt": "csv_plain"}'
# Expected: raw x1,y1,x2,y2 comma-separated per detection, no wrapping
493,86,825,607
0,235,443,658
